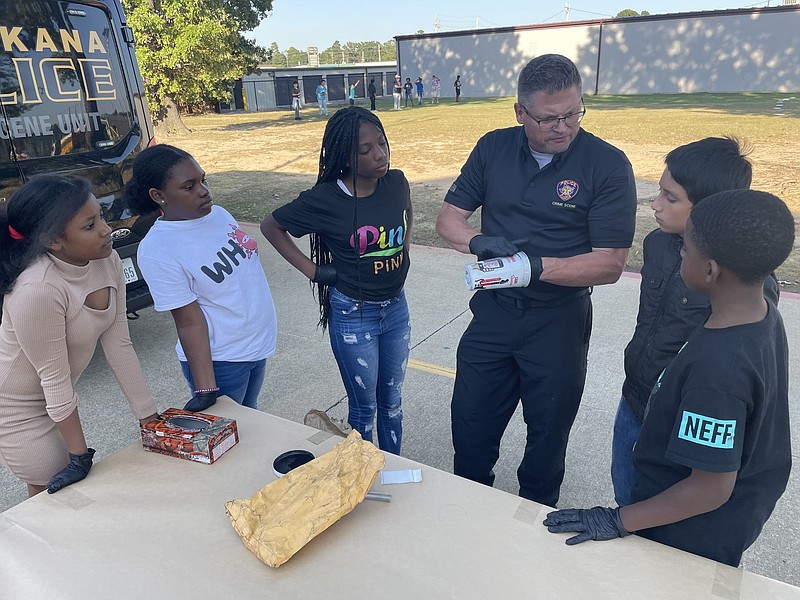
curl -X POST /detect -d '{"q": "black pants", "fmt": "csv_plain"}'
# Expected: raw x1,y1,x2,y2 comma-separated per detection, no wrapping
451,290,592,507
370,95,376,110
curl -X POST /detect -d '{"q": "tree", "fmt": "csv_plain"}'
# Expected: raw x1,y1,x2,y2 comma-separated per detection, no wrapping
381,39,396,62
266,41,286,67
321,40,344,65
615,9,650,17
317,39,395,65
342,41,361,64
122,0,272,134
285,46,307,67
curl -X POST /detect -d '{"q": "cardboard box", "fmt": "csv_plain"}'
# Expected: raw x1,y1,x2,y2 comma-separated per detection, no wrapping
140,409,238,464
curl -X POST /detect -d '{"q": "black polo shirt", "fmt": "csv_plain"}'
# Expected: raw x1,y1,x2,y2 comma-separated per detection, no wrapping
445,127,636,301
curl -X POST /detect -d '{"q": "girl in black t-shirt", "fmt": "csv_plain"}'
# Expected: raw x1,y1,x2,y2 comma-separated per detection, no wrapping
262,106,412,455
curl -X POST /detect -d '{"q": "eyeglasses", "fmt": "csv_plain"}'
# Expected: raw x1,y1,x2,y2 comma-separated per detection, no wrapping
520,98,586,130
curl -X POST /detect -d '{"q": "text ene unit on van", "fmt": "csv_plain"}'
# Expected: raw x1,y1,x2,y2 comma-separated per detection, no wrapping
0,111,107,140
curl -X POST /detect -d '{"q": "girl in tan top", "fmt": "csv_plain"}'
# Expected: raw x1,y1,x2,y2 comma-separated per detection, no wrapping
0,175,158,497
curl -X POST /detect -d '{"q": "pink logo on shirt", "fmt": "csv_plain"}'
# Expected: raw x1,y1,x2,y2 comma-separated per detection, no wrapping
228,225,258,258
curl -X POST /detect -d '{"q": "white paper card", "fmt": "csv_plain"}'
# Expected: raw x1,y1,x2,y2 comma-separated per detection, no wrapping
380,469,423,485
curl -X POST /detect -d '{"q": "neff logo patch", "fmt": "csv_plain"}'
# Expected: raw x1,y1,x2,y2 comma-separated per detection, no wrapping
678,411,735,449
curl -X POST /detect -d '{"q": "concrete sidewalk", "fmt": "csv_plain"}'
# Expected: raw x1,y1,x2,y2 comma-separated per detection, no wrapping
2,228,798,587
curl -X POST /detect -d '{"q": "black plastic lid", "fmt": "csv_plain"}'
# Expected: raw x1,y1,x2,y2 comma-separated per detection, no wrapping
272,449,315,477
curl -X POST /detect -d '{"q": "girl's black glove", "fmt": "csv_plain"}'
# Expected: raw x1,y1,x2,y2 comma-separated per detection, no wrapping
184,390,218,412
47,448,96,494
313,264,338,286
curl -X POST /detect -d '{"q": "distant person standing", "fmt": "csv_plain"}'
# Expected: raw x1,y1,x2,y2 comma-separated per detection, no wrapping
393,75,402,110
431,75,441,104
415,77,424,106
453,75,462,102
404,78,413,107
291,80,302,120
348,80,359,106
368,78,377,111
315,79,328,117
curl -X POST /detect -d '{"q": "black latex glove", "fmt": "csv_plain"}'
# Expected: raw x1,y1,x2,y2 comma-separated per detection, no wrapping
528,254,544,283
543,506,631,545
313,264,338,286
47,448,96,494
468,235,519,260
184,390,218,412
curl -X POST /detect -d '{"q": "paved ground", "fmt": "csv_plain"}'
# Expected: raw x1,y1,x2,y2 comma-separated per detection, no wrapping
2,227,798,587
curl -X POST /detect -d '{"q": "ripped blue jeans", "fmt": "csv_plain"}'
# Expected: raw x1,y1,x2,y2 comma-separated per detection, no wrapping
328,287,410,455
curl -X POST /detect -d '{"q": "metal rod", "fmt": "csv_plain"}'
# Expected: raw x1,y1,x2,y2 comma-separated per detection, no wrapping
365,492,392,503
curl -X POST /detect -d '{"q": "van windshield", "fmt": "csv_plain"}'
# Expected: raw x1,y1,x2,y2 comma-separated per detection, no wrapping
0,0,135,160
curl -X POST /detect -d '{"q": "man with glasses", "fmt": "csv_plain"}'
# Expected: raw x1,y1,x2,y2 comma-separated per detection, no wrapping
435,54,636,507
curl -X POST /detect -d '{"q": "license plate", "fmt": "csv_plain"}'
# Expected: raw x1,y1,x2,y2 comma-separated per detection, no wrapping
121,257,139,284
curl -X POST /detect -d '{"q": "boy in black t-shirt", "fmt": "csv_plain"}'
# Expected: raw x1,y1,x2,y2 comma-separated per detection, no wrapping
612,137,781,507
544,190,794,567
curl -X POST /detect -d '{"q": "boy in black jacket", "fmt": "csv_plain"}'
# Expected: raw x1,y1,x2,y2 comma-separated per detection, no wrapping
612,137,779,506
544,190,794,567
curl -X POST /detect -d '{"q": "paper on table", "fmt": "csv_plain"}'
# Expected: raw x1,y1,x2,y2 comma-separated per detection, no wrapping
381,469,423,485
225,430,385,568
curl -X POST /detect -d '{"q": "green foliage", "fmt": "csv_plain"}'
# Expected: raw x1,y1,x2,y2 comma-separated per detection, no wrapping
316,39,395,65
266,41,286,66
122,0,272,114
616,9,644,17
285,46,307,67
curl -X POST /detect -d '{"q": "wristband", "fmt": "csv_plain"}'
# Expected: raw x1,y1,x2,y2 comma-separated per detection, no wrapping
193,387,219,395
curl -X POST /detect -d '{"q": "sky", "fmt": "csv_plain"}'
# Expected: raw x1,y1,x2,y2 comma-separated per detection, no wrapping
251,0,770,52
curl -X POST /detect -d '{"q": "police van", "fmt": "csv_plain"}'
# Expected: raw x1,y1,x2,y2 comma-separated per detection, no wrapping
0,0,156,313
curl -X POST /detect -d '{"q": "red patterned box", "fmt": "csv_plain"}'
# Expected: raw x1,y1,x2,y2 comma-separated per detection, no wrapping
140,409,238,464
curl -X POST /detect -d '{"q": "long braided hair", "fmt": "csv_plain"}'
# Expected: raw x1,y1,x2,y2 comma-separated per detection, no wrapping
311,106,390,330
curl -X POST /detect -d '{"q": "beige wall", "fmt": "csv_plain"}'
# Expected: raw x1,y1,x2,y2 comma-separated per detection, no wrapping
598,11,800,93
396,7,800,97
397,24,599,99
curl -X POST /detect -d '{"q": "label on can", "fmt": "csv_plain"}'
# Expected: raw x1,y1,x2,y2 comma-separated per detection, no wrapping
464,251,532,290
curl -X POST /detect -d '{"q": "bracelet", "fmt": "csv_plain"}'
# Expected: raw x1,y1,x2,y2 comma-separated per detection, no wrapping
194,387,219,395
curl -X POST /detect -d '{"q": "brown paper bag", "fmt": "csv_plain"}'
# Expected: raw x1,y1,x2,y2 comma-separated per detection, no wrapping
225,430,385,567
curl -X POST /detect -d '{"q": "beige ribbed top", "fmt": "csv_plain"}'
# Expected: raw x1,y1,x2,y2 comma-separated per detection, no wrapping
0,252,157,421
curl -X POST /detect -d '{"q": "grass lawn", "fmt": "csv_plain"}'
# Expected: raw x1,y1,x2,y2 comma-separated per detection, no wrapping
169,93,800,290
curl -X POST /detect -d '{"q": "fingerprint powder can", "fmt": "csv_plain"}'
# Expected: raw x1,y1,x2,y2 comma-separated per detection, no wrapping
464,251,532,290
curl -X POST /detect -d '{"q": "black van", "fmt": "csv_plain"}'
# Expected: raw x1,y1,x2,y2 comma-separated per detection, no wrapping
0,0,156,313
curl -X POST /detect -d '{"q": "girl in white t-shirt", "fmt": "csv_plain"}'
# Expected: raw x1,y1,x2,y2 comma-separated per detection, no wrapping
125,145,277,412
